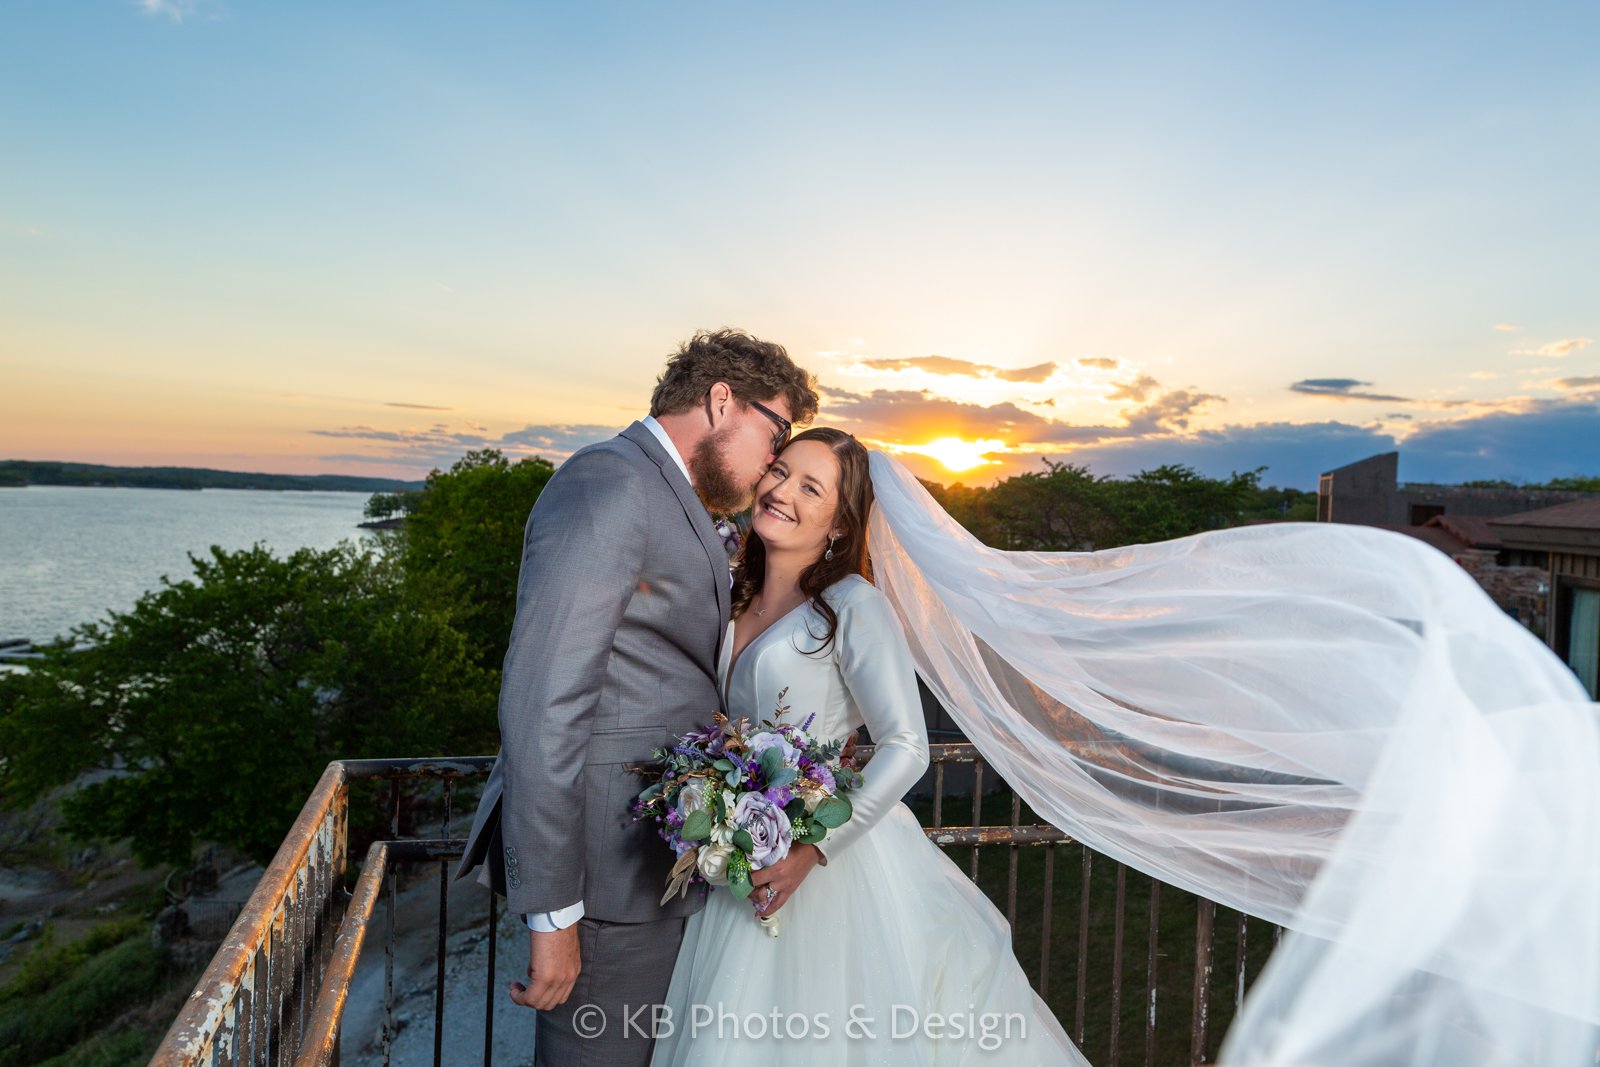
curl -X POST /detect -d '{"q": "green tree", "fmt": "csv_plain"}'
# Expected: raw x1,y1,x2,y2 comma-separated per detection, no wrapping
1239,484,1318,522
397,449,557,670
363,490,420,521
922,460,1263,551
1101,464,1264,543
0,543,495,866
1535,475,1600,492
984,461,1118,551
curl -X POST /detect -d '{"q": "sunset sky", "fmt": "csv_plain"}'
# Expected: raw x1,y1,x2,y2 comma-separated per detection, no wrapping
2,1,1596,488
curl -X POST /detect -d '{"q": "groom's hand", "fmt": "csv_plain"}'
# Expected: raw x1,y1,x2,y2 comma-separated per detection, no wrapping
750,843,822,917
509,925,581,1011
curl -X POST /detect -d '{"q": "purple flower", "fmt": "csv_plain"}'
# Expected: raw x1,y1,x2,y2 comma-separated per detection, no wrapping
806,762,836,792
679,721,729,759
732,792,792,868
712,517,742,559
747,731,800,766
764,785,794,808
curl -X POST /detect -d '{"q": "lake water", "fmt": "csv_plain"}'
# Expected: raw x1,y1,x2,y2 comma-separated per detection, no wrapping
0,486,377,643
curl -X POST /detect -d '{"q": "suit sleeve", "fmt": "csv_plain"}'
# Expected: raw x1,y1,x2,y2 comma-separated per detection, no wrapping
498,449,648,914
815,583,931,861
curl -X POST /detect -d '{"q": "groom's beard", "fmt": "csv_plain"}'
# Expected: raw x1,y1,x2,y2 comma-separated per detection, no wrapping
690,429,759,515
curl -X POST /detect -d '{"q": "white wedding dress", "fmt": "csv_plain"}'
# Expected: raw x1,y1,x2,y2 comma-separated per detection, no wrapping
650,574,1086,1065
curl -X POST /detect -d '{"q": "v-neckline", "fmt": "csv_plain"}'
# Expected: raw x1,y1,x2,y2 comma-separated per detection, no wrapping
723,599,812,707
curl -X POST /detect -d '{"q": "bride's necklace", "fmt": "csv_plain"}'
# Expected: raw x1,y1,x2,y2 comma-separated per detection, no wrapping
752,588,802,618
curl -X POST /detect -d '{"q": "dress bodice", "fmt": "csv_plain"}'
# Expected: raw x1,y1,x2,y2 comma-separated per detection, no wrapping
716,574,930,859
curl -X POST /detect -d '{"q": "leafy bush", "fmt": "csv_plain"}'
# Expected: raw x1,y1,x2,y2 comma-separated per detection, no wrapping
0,928,163,1066
0,543,497,865
0,919,146,1005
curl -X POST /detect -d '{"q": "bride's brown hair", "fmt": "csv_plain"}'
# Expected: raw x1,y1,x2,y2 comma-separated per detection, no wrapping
731,428,873,655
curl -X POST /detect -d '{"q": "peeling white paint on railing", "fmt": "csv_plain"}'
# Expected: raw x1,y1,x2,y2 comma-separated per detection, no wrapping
150,762,351,1066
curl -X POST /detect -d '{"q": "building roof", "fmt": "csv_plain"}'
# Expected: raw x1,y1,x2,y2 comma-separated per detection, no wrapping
1424,514,1504,549
1489,497,1600,531
1379,524,1469,557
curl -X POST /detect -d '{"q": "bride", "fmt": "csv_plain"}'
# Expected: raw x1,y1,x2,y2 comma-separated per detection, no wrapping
652,428,1599,1066
650,427,1086,1064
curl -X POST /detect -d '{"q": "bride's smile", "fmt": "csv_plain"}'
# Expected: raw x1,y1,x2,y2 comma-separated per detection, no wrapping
749,441,845,561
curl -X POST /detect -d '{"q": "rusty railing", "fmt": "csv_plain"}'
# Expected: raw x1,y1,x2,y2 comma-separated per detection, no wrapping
151,748,1278,1067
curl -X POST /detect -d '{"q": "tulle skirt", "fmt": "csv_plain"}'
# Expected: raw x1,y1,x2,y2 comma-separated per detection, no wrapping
650,803,1087,1066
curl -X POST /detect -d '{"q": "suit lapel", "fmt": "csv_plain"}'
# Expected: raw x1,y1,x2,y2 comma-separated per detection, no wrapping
619,422,732,635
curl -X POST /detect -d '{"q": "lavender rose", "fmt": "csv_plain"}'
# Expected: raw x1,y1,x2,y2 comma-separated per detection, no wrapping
747,731,800,766
732,791,792,868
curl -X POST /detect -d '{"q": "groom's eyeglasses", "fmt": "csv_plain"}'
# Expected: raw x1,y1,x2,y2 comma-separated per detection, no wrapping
750,400,792,454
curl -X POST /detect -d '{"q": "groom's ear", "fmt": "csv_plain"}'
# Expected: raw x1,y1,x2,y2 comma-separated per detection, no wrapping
705,381,734,426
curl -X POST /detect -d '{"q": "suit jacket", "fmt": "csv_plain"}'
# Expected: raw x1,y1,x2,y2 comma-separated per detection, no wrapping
455,422,729,922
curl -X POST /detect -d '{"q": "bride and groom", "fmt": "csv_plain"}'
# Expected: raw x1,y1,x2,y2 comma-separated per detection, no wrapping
455,328,1079,1064
455,328,1600,1065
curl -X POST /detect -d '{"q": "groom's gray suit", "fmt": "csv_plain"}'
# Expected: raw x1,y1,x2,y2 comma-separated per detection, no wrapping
456,421,729,1064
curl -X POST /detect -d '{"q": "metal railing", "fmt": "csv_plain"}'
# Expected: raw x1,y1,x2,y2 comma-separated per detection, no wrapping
150,748,1277,1067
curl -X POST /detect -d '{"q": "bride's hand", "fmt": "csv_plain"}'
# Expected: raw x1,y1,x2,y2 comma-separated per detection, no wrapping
749,843,822,917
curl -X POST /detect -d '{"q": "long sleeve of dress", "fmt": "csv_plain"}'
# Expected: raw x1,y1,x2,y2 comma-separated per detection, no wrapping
814,582,931,861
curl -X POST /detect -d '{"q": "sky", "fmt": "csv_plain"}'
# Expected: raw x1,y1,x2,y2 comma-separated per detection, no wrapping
1,1,1596,489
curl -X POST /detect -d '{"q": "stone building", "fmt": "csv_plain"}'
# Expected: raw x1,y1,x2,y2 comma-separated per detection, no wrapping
1317,452,1589,526
1491,499,1600,699
1315,452,1600,647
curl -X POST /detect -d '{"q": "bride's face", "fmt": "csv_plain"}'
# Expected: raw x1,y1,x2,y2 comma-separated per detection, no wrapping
750,439,843,559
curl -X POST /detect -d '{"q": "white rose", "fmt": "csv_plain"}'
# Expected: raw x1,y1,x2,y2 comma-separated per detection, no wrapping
697,843,734,886
709,818,735,846
676,782,709,820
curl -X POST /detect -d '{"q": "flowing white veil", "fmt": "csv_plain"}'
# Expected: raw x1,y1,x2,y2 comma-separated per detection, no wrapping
866,451,1600,1065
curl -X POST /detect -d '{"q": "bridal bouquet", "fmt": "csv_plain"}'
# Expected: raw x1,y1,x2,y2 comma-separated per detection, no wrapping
630,690,861,927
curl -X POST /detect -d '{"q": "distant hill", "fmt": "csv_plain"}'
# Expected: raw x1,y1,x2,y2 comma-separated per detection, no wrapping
0,460,424,493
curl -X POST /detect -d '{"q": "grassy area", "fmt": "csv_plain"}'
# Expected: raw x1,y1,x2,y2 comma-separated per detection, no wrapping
0,918,200,1067
911,789,1278,1066
0,921,158,1066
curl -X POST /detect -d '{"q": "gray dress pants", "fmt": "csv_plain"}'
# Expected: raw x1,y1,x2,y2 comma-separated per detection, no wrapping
534,913,687,1067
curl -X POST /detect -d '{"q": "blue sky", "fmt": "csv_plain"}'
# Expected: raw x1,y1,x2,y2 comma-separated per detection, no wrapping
1,1,1595,487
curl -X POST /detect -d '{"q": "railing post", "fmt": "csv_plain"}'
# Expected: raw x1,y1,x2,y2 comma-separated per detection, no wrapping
1191,898,1216,1065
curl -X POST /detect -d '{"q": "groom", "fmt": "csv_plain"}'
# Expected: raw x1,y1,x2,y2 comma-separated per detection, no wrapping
456,329,818,1066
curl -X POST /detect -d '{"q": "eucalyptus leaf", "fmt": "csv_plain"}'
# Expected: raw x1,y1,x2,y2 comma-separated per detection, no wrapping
681,809,713,841
759,746,785,781
767,766,797,789
729,870,753,900
713,758,735,773
813,795,852,829
733,828,754,853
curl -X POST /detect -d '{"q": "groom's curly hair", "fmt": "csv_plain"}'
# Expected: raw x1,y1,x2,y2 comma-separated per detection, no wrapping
649,328,819,426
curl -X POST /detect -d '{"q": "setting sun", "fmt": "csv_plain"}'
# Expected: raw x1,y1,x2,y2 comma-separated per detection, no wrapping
896,437,1007,473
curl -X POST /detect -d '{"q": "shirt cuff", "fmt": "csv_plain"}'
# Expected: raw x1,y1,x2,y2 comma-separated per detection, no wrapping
524,900,585,932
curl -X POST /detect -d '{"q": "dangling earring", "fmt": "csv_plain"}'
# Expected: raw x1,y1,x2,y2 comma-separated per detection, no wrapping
825,535,837,562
